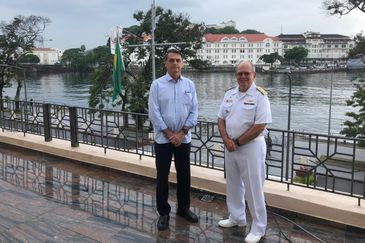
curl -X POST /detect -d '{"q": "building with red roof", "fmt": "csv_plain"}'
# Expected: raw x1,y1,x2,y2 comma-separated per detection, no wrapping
197,33,283,66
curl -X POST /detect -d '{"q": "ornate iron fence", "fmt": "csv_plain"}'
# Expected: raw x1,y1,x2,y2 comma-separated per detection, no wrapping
0,99,364,203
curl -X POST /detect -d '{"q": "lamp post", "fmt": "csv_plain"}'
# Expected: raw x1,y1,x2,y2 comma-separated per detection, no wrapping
328,68,334,135
151,0,156,81
286,72,292,131
285,71,292,184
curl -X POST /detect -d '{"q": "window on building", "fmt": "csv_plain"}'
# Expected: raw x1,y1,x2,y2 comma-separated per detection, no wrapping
265,43,270,47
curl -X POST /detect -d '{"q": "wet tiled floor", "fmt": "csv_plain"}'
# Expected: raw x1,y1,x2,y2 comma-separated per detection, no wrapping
0,143,364,242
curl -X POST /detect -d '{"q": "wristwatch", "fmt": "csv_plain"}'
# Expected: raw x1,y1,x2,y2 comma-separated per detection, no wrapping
182,126,189,135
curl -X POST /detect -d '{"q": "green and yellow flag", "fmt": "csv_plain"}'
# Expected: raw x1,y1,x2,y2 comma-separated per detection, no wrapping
112,39,125,103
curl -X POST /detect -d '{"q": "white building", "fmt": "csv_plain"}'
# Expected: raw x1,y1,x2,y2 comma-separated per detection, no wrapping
197,33,283,65
278,31,354,63
205,20,236,29
31,48,64,65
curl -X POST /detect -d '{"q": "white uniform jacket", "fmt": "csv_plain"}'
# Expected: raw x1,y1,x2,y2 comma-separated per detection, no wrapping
218,83,272,140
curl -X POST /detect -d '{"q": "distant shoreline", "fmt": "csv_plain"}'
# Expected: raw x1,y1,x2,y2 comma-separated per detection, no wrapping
20,63,363,74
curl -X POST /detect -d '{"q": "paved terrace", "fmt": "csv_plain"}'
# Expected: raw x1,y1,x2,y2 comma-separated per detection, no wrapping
0,130,364,242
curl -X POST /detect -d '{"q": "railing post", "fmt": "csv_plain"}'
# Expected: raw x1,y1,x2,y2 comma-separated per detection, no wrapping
43,103,52,142
69,107,79,147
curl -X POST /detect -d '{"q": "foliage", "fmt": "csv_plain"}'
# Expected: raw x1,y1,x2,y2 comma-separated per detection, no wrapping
61,46,90,72
240,29,263,34
88,60,112,110
294,175,316,185
0,15,50,101
340,72,365,146
18,54,40,63
188,59,211,70
88,6,204,116
204,26,240,34
284,47,308,65
348,32,365,58
294,166,316,185
323,0,365,15
259,52,283,66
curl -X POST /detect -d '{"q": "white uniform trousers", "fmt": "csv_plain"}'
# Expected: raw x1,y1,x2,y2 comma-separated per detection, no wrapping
225,136,267,236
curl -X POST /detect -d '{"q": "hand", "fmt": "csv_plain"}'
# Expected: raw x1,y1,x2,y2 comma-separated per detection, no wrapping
224,138,237,152
169,131,185,147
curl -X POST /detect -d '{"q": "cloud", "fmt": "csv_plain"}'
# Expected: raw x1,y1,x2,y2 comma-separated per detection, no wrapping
1,0,364,50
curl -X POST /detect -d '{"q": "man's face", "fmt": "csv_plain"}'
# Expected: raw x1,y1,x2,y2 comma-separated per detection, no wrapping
165,52,183,79
235,62,256,92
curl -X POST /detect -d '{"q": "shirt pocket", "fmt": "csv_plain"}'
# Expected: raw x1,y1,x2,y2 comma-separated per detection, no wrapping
182,92,193,106
241,104,256,122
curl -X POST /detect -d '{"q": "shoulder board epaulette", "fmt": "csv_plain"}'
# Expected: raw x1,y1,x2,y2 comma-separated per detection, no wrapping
225,86,235,92
256,86,268,95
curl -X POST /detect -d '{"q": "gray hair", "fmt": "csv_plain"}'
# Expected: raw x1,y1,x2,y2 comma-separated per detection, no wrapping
235,61,255,72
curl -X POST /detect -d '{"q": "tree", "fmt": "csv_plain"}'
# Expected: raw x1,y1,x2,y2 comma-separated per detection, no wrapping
18,54,40,64
61,46,90,72
240,29,263,34
0,15,50,103
323,1,365,144
348,32,365,58
340,73,365,146
259,52,283,68
323,0,365,15
284,47,308,65
204,26,240,34
88,6,204,115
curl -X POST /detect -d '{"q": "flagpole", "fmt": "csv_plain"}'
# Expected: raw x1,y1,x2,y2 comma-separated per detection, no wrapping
151,0,156,81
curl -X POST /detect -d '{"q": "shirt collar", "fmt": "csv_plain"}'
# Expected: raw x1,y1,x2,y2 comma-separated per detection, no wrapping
165,72,183,83
232,83,256,97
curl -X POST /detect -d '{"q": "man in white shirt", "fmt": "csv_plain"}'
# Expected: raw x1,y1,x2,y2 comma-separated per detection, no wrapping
217,61,272,243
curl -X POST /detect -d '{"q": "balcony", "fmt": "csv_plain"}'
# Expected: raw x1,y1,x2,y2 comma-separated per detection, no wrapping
0,99,364,241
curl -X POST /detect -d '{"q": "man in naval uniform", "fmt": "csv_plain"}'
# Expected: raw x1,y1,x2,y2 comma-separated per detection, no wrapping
217,61,272,243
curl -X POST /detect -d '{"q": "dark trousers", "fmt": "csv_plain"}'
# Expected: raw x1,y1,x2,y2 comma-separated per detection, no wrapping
155,142,191,216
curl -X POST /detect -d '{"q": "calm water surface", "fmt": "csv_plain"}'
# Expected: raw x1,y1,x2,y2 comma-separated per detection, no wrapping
4,71,359,135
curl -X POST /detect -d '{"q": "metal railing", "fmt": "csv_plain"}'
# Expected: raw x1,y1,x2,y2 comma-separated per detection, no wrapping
0,99,364,204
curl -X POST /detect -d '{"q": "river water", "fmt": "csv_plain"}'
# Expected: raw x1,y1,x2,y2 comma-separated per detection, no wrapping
3,71,360,135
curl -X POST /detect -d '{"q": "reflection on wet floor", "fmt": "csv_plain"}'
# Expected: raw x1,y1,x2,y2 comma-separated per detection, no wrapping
0,143,364,242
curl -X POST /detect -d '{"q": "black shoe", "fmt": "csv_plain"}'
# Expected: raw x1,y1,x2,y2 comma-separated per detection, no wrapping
177,209,198,223
157,215,170,230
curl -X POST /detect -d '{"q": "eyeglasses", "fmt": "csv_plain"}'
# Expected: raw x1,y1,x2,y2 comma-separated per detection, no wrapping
236,71,253,77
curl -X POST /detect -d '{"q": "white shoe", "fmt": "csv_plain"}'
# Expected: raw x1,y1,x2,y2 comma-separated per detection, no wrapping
244,232,263,243
218,218,246,228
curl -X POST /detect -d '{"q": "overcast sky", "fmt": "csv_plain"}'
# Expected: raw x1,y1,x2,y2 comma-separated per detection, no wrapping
1,0,364,50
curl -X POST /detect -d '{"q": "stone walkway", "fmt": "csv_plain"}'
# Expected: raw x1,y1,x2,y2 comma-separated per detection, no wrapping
0,144,364,242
